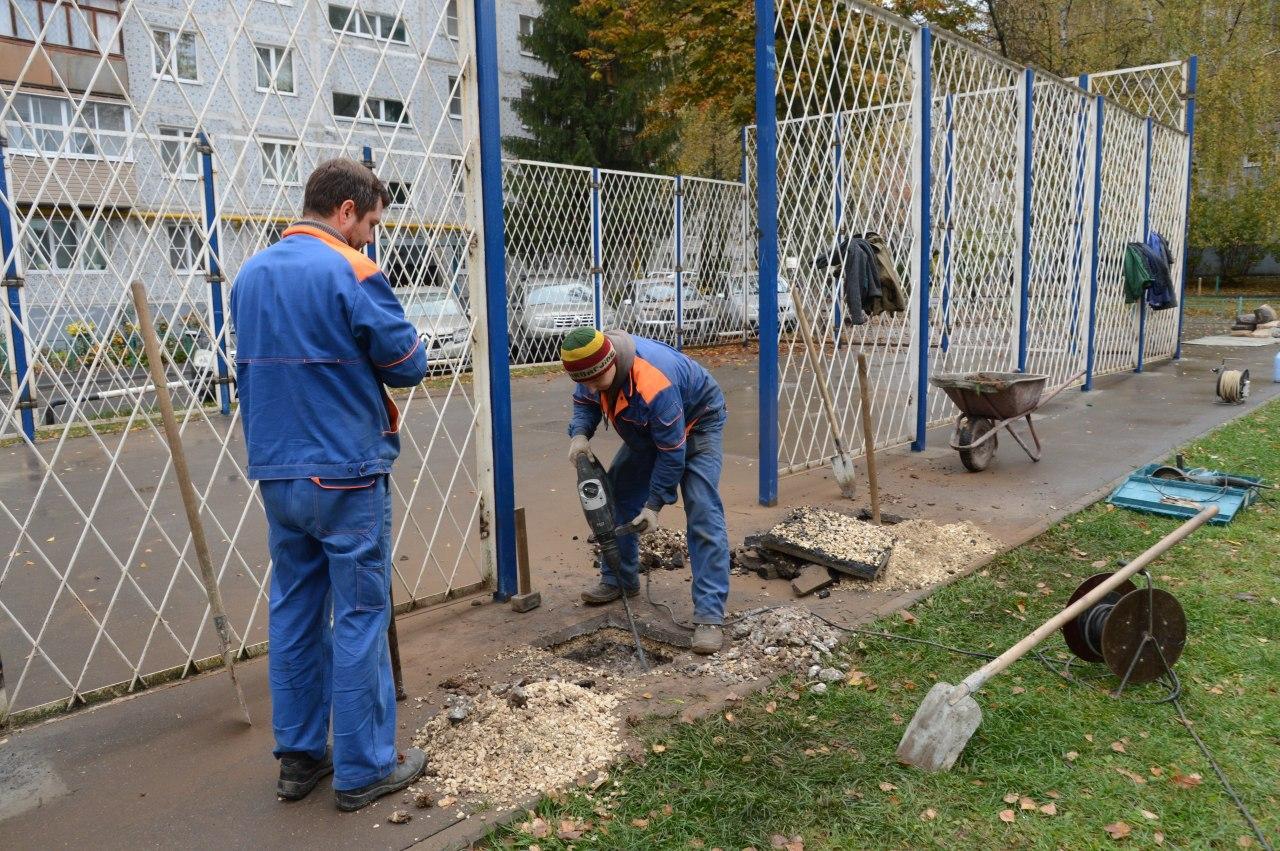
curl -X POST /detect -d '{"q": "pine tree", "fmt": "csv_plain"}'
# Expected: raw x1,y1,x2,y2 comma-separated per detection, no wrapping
504,0,672,172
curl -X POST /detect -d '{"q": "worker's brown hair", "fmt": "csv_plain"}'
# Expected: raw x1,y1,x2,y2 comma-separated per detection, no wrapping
302,158,392,218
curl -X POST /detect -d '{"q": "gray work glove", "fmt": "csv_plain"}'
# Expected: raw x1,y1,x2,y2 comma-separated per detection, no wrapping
626,506,660,535
568,434,594,464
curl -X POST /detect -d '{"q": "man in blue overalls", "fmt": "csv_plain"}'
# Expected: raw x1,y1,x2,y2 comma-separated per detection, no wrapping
232,159,428,810
561,327,731,654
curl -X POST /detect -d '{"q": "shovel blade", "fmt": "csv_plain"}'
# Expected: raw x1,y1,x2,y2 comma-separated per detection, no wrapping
832,454,857,499
896,682,982,772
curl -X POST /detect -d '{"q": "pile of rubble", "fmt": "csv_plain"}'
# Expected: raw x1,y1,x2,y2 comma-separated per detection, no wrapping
869,519,998,592
589,527,688,572
413,680,622,805
682,606,845,684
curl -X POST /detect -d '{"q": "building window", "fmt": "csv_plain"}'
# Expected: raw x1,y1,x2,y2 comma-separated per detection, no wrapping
448,158,462,194
518,14,536,55
165,222,203,272
7,92,130,159
387,181,411,207
254,45,295,93
159,126,201,178
332,92,411,126
151,28,199,82
260,141,299,184
444,0,458,39
447,76,462,119
327,4,407,44
23,215,109,272
0,0,125,54
1242,153,1261,181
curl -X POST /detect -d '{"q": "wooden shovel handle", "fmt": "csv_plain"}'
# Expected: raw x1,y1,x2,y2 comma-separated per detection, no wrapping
792,288,847,455
952,504,1217,703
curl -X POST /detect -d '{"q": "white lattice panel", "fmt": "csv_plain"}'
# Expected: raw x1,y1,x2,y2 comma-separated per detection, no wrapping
1143,123,1189,363
1088,61,1186,129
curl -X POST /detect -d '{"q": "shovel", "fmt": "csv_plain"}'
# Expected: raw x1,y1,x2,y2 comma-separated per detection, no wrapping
897,505,1217,772
791,288,857,498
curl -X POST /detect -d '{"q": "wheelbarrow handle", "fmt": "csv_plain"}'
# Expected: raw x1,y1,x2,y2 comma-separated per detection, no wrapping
948,504,1217,704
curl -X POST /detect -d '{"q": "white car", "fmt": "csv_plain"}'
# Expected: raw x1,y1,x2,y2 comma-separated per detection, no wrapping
402,287,471,372
710,274,797,334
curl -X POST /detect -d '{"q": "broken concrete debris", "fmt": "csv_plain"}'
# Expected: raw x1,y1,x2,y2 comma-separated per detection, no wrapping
791,564,837,597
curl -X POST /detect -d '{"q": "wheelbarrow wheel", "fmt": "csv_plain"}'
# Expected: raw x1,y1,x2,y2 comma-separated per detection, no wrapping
958,417,997,472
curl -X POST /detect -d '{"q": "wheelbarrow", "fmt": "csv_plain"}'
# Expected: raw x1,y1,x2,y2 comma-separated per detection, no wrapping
929,370,1083,472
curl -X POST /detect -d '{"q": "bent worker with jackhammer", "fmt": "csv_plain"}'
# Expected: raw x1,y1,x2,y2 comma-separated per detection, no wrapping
560,327,731,654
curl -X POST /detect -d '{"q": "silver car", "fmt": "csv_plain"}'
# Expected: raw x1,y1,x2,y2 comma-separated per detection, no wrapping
709,273,797,334
402,287,471,372
615,278,715,342
510,280,615,362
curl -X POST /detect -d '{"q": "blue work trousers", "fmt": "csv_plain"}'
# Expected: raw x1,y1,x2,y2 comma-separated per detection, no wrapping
259,474,397,791
600,410,730,624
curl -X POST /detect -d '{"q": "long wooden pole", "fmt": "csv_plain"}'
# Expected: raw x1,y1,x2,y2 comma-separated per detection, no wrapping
856,353,880,524
130,281,251,725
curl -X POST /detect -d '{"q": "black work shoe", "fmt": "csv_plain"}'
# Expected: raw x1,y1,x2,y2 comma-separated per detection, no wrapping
334,748,426,812
580,581,640,605
277,747,333,801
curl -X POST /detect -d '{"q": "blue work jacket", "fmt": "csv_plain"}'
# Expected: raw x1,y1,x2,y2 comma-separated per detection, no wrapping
568,335,724,510
230,224,427,480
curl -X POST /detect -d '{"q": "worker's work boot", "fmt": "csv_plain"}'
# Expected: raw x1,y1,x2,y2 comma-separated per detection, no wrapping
277,746,333,801
334,748,426,812
691,624,724,655
580,581,639,605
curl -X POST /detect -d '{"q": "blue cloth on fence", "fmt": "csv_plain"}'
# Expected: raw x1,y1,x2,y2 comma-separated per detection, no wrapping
260,474,398,791
596,408,731,624
1143,231,1177,310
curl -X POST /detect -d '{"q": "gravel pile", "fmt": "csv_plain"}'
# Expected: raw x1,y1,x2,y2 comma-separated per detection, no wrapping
638,527,687,571
766,507,895,570
865,519,998,592
413,680,621,805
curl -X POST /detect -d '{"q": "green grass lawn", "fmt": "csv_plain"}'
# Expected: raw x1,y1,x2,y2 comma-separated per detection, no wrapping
487,400,1280,850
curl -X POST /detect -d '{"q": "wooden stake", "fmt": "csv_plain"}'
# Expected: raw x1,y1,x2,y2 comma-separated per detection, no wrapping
129,281,251,725
856,353,881,524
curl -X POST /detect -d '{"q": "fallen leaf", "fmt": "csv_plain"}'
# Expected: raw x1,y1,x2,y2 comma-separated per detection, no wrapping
1110,740,1127,753
724,712,736,723
556,819,584,841
1237,837,1254,848
437,796,457,808
1116,767,1147,785
1003,793,1020,804
1104,821,1132,840
1011,686,1026,695
920,808,937,821
631,818,650,829
1065,751,1079,762
765,701,777,714
998,809,1016,823
898,609,917,624
1140,809,1158,821
878,782,897,792
528,817,550,838
786,838,805,851
663,804,673,816
1149,766,1163,777
1039,803,1057,816
1047,790,1061,799
891,713,904,726
1019,796,1037,811
652,744,667,754
1171,771,1203,789
642,692,652,699
770,836,788,849
1085,734,1095,742
846,671,866,686
1154,831,1165,845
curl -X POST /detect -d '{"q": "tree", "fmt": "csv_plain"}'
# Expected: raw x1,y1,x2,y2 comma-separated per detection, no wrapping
1190,186,1280,282
504,0,672,172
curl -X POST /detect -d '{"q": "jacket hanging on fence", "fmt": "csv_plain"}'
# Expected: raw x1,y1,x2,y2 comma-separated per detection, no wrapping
1122,231,1177,311
813,233,907,325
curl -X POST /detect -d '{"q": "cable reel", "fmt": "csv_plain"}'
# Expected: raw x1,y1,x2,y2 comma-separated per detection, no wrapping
1061,572,1187,687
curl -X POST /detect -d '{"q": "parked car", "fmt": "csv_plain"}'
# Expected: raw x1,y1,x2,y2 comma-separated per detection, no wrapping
614,278,715,342
708,273,797,334
401,287,471,372
509,279,615,363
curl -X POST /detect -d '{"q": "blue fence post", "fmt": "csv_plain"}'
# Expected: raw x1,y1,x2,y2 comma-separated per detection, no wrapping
911,26,933,453
1068,76,1089,360
941,93,953,354
1016,67,1034,373
831,112,843,337
361,145,379,265
0,134,35,441
1173,55,1197,360
473,0,518,600
590,167,603,329
1084,94,1104,391
754,0,779,506
674,175,684,350
197,132,231,416
1135,115,1152,373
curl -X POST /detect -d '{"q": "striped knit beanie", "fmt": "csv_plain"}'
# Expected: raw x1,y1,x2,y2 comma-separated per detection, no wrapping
560,327,616,382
